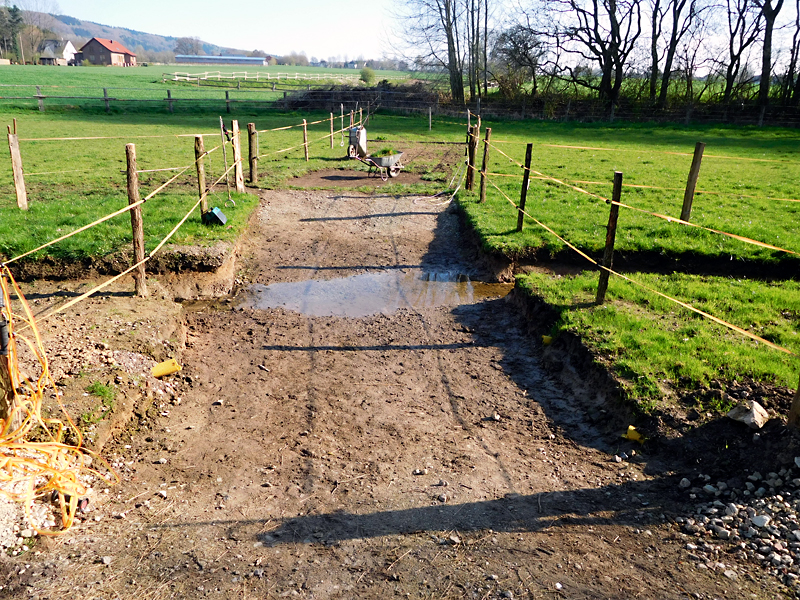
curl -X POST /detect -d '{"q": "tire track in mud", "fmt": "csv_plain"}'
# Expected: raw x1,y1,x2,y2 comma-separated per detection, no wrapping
382,203,524,494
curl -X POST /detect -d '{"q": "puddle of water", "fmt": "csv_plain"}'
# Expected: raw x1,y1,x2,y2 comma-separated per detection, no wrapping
236,270,513,317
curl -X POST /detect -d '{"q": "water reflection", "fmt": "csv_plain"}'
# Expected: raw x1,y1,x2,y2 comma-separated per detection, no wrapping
236,270,513,317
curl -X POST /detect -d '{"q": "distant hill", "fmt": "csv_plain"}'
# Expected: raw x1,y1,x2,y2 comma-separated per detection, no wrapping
33,11,251,57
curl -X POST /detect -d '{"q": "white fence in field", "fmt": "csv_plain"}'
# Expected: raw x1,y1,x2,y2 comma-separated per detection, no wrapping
163,71,409,84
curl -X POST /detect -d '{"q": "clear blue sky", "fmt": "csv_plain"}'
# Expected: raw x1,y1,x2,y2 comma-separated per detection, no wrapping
51,0,396,60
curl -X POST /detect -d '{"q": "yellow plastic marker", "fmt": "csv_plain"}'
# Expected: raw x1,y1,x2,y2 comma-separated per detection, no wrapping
541,335,553,346
622,425,644,444
152,358,182,379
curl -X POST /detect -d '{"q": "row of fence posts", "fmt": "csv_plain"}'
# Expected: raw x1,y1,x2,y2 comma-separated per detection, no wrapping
461,125,706,304
5,109,364,299
460,121,800,424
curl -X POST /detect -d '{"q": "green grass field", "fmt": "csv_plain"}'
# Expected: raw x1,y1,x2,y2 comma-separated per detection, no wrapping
518,271,799,409
0,64,414,113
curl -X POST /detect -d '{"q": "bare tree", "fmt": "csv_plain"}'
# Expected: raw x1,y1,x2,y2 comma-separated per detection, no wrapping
546,0,643,107
779,0,800,103
174,37,202,56
649,0,704,107
492,23,547,96
720,0,763,103
396,0,465,103
754,0,785,106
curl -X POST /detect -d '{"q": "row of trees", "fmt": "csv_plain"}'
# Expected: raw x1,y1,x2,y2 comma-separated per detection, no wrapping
401,0,800,108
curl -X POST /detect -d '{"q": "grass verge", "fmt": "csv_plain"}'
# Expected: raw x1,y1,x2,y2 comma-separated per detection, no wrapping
517,270,800,412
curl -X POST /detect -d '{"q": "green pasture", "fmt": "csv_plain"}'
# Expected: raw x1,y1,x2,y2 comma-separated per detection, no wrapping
0,64,413,113
518,271,800,411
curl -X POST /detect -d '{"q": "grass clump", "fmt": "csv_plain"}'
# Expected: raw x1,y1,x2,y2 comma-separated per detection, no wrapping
82,380,117,425
517,270,800,410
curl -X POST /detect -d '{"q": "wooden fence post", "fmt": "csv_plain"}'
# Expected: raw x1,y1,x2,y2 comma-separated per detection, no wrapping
516,143,533,231
359,107,363,125
231,120,245,193
226,90,231,114
681,141,706,222
479,127,492,203
303,119,309,162
330,113,334,149
7,127,28,210
167,89,173,113
248,122,258,184
103,88,110,113
0,283,21,434
194,135,208,214
429,106,432,131
465,125,479,191
596,171,623,305
125,144,147,298
36,86,43,112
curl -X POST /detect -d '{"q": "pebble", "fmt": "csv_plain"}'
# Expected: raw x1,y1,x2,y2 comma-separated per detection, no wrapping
679,478,691,488
437,494,448,503
156,490,167,499
156,458,167,464
101,556,112,565
752,515,771,528
412,469,428,476
555,582,563,590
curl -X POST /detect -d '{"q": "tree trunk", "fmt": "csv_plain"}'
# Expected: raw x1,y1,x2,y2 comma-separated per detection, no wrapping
649,0,661,102
758,0,784,107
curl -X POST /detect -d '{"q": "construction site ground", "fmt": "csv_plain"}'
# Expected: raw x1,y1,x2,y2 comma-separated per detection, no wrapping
0,179,789,599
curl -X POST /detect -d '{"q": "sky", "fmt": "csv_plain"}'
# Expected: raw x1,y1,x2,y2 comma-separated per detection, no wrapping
45,0,398,60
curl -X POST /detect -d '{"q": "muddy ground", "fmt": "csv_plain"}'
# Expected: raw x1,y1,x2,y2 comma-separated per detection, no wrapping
0,182,792,599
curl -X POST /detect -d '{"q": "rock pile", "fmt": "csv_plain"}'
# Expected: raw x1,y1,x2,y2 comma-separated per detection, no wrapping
677,462,800,591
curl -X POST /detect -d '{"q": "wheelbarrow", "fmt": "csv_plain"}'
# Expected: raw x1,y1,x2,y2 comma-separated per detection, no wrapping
347,125,404,181
361,152,404,181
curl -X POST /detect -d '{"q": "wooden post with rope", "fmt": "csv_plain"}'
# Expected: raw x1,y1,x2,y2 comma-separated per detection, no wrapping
330,113,334,149
0,280,21,433
303,119,309,162
516,143,533,231
103,88,110,113
231,120,245,193
167,89,173,113
125,144,148,298
248,122,258,184
681,141,705,222
596,171,623,305
465,125,479,191
7,126,28,210
350,111,354,128
225,90,231,114
194,135,208,214
479,127,491,203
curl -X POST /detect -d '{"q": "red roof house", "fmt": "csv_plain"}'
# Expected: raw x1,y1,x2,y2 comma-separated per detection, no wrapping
78,38,136,66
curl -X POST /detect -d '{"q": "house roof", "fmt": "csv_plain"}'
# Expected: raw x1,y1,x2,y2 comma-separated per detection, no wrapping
80,38,136,56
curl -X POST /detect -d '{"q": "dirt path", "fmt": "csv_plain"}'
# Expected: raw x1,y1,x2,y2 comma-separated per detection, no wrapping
2,190,781,599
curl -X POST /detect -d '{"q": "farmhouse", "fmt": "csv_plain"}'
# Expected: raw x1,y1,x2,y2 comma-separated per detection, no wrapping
175,55,268,66
38,40,78,66
77,38,136,66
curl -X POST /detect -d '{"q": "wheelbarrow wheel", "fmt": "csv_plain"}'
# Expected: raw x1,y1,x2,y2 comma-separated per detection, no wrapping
388,165,401,178
347,145,357,158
